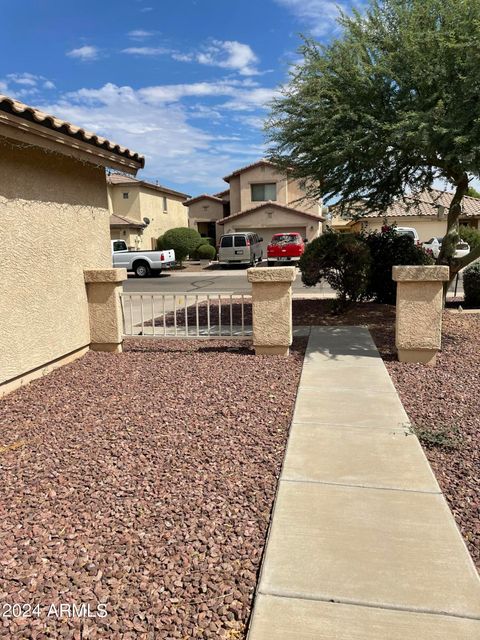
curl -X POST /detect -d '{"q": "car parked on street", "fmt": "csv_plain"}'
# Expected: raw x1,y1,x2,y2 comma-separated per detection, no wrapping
422,237,470,259
111,239,176,277
217,233,263,266
267,232,306,266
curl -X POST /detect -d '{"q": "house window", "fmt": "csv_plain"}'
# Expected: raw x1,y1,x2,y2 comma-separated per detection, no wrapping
123,192,129,199
163,196,168,212
251,183,276,201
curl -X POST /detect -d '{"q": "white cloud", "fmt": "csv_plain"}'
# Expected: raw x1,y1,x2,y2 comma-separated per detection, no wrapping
39,80,273,190
122,46,170,55
2,73,56,97
140,6,153,11
274,0,362,37
7,73,38,87
176,40,261,76
66,45,99,61
127,29,154,39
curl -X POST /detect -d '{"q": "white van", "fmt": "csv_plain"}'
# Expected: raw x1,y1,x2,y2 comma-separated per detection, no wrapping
217,233,263,266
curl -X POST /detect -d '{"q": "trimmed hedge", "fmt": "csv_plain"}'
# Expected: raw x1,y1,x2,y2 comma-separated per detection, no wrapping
157,227,202,263
196,243,216,260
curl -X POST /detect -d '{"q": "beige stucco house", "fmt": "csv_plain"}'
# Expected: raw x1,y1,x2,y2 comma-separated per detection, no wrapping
186,160,324,253
330,189,480,241
108,173,189,250
0,94,144,397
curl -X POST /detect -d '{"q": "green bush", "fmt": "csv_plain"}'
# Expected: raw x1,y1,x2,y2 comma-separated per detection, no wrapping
463,262,480,307
459,225,480,255
196,243,216,260
362,226,433,304
299,231,371,307
157,227,202,263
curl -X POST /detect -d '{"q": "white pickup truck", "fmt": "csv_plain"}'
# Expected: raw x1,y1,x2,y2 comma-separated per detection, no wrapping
111,240,176,277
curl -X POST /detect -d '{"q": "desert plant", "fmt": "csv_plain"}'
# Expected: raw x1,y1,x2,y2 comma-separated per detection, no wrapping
463,262,480,308
362,226,433,304
196,243,216,261
299,231,371,308
412,423,462,451
157,227,202,264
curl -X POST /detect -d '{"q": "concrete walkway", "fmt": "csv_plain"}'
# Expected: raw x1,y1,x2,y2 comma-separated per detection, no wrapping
247,326,480,639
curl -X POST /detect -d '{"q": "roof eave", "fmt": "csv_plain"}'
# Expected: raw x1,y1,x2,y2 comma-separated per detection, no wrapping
0,109,143,174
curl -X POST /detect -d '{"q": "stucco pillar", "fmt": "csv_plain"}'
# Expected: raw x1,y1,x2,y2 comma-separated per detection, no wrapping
247,267,296,356
84,268,127,353
392,265,450,365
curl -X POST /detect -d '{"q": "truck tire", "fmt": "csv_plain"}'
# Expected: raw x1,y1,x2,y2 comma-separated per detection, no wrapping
267,260,275,267
134,261,150,277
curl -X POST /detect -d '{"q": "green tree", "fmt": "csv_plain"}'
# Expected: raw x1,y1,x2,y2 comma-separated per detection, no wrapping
467,187,480,199
266,0,480,288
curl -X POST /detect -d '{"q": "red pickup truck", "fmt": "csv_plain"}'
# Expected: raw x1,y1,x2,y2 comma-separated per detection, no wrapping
267,232,306,266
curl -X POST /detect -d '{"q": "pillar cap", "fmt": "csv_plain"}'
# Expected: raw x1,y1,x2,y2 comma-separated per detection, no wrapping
84,268,127,283
247,266,296,283
392,265,450,282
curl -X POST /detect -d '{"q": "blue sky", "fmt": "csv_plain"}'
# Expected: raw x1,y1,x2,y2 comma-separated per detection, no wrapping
0,0,360,195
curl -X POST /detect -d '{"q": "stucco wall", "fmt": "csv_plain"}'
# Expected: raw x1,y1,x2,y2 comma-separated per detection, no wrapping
188,199,224,222
225,205,322,243
108,183,188,250
138,189,188,248
361,217,448,242
0,136,111,388
287,178,321,214
228,165,320,215
229,176,241,214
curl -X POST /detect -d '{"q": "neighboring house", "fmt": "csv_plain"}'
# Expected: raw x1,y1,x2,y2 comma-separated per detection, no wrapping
0,94,144,396
330,189,480,241
107,173,189,250
186,160,324,253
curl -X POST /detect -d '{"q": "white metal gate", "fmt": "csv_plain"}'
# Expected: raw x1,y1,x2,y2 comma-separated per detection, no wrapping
120,292,253,338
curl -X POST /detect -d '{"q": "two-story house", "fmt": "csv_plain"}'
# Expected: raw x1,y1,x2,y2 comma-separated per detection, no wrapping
108,173,190,250
186,160,324,252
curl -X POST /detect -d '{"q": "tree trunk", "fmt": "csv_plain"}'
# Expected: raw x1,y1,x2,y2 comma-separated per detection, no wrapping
437,172,469,301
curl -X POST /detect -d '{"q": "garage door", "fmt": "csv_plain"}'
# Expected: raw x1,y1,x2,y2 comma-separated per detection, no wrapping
236,227,307,256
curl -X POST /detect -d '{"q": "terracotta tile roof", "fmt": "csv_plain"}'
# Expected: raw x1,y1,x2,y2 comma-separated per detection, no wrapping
222,159,279,183
109,214,144,228
107,173,189,199
0,94,144,168
360,189,480,218
184,193,224,206
212,188,230,198
218,201,324,224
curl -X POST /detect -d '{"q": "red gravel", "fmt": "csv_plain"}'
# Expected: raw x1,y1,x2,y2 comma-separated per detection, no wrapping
0,339,306,639
385,312,480,569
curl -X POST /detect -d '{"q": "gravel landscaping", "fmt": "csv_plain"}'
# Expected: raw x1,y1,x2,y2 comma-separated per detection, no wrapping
0,338,306,639
1,299,477,640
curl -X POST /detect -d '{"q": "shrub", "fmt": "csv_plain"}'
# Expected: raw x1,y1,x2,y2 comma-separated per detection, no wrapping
157,227,202,263
191,237,216,259
299,231,371,307
459,225,480,255
196,243,216,260
463,262,480,307
362,226,433,304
